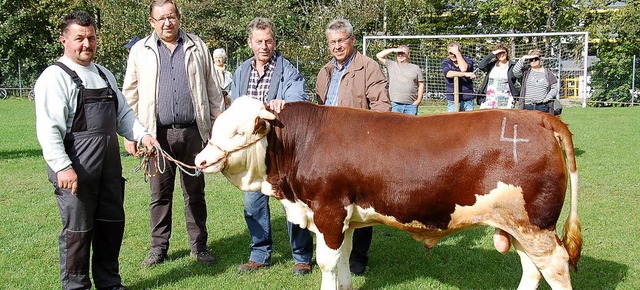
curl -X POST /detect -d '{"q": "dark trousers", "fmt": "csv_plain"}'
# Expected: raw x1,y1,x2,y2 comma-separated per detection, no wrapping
350,226,373,265
149,124,208,254
50,133,125,290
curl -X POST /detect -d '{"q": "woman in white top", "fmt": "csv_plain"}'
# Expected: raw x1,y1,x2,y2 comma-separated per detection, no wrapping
477,43,520,109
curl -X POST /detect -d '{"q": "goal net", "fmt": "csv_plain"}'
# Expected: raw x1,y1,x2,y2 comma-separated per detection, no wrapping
363,32,589,107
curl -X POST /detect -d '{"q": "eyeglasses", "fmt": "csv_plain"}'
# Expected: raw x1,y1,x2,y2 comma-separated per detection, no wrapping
151,15,178,24
529,57,541,62
328,36,352,47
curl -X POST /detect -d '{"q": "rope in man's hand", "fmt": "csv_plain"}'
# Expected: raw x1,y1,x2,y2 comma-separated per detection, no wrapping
134,145,203,181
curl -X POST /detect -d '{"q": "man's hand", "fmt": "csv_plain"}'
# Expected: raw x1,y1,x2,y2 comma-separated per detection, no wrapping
57,167,78,195
140,135,160,152
124,139,139,157
447,45,462,56
266,99,286,113
466,72,477,79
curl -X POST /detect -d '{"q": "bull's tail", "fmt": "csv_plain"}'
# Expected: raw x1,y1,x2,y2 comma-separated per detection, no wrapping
547,116,582,271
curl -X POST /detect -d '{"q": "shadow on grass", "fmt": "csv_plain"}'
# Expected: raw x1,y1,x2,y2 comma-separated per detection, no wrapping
361,227,627,289
123,216,628,289
126,228,248,289
125,214,303,289
574,146,586,157
0,149,42,160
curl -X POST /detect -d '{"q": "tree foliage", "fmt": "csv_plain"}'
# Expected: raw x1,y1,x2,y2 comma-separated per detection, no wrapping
587,0,640,105
0,0,637,104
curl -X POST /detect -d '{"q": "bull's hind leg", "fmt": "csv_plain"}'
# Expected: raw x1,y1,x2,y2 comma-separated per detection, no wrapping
512,231,573,290
512,239,542,290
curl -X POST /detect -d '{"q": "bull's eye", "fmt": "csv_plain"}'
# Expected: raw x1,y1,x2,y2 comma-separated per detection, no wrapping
235,131,245,137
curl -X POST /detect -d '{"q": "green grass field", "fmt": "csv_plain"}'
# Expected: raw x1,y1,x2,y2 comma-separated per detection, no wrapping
1,99,638,289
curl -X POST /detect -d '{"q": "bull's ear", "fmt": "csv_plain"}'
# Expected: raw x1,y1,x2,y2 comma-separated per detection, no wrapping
259,108,276,120
253,116,269,135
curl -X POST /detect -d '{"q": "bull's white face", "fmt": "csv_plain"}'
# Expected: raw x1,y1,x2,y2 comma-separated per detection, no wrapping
195,97,276,191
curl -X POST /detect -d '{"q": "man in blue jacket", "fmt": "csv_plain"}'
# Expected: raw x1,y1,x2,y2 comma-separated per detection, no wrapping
229,16,313,276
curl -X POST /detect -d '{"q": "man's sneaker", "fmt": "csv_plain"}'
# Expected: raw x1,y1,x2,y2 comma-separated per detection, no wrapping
190,251,217,265
292,263,312,276
237,260,269,273
141,252,168,268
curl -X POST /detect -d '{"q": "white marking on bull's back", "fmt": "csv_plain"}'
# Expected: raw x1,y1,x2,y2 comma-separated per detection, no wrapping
500,117,530,163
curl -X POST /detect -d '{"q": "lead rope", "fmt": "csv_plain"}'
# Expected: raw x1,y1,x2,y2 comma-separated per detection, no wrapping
134,135,265,180
134,145,203,179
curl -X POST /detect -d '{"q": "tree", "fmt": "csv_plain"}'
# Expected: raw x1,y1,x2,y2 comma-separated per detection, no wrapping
587,1,640,105
0,0,85,89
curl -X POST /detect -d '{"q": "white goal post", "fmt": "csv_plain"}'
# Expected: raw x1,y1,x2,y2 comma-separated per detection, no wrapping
363,32,589,107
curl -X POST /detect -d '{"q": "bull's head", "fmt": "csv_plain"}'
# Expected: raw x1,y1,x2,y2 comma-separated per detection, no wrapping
195,96,275,192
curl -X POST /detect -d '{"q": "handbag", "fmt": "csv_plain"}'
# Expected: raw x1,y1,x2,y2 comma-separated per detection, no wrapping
552,99,563,115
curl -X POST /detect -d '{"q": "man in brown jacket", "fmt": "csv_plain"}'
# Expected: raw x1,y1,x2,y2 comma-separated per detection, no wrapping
315,18,391,276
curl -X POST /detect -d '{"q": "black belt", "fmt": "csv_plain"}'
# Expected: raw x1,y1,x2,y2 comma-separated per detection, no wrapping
158,122,195,129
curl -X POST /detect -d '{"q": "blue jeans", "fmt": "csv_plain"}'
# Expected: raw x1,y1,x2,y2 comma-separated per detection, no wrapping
391,102,418,115
243,191,313,265
447,100,475,112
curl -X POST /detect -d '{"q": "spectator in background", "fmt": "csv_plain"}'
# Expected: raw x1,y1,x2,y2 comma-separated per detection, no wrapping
34,10,158,290
316,18,391,275
120,35,142,157
477,43,520,109
513,49,559,115
229,17,314,276
123,0,224,268
376,45,424,115
213,48,233,98
124,36,141,53
442,42,476,112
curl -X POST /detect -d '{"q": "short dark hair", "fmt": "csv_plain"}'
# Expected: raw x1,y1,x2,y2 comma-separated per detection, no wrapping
149,0,180,17
59,11,96,36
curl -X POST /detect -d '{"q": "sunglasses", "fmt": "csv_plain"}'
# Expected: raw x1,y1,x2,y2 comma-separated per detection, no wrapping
528,57,541,62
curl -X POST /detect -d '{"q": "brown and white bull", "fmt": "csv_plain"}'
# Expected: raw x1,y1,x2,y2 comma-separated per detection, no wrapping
195,96,582,290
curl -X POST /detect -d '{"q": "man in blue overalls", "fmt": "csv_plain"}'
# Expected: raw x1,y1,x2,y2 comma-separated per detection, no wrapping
34,11,158,290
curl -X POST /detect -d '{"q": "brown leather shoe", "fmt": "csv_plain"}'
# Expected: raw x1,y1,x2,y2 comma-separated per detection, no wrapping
190,251,217,265
141,252,168,268
238,260,269,273
292,263,312,276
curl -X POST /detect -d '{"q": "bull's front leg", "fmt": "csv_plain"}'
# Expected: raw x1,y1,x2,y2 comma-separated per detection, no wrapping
337,228,355,289
315,231,355,290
